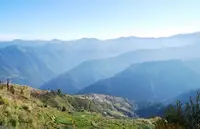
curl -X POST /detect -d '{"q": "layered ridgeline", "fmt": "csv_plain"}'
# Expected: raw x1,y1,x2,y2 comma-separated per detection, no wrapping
79,60,200,102
0,45,54,88
0,84,158,128
0,32,200,88
168,88,200,104
41,43,200,94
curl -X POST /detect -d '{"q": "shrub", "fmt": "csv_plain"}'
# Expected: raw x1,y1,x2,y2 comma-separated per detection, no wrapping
62,106,66,112
81,108,85,112
20,89,24,95
21,105,31,112
0,117,6,126
155,119,184,129
10,119,18,127
57,89,62,95
162,92,200,129
0,96,9,105
10,86,15,94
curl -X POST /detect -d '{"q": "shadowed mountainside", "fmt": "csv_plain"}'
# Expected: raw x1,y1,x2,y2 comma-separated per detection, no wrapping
79,60,200,102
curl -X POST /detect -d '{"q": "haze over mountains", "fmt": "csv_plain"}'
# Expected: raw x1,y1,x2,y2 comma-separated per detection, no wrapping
0,45,54,87
79,60,200,102
1,32,200,103
41,43,200,94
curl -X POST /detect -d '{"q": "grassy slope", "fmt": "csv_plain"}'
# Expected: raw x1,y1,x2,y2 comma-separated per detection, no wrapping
0,84,157,129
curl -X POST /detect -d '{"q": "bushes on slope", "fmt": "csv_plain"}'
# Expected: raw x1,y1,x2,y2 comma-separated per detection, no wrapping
156,92,200,129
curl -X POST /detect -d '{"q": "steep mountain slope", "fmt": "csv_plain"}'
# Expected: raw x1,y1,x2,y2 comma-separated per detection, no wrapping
41,43,200,94
0,84,157,128
0,45,55,87
79,60,200,102
1,32,200,89
40,57,130,93
168,88,200,104
34,38,112,74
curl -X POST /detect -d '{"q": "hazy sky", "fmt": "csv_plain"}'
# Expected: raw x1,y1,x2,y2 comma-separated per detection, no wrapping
0,0,200,40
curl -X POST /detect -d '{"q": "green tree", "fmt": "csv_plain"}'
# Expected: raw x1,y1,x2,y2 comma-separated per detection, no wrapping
57,89,62,95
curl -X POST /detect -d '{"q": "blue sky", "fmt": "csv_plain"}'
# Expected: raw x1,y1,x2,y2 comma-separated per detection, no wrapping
0,0,200,40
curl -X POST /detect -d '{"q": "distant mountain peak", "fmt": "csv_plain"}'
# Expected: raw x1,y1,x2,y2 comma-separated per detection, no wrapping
3,45,26,53
77,38,100,42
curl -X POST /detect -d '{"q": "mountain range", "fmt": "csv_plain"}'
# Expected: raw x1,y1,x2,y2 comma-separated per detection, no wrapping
1,32,200,103
41,42,200,94
79,60,200,101
0,45,54,87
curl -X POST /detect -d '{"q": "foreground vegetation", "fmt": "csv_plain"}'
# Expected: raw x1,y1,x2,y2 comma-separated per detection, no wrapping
156,92,200,129
0,84,157,129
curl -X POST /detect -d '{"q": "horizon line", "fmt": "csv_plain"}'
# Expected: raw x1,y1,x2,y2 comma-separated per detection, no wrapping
0,31,199,42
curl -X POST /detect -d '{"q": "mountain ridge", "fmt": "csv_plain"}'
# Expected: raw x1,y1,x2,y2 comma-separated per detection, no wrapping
41,42,200,94
79,60,200,101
